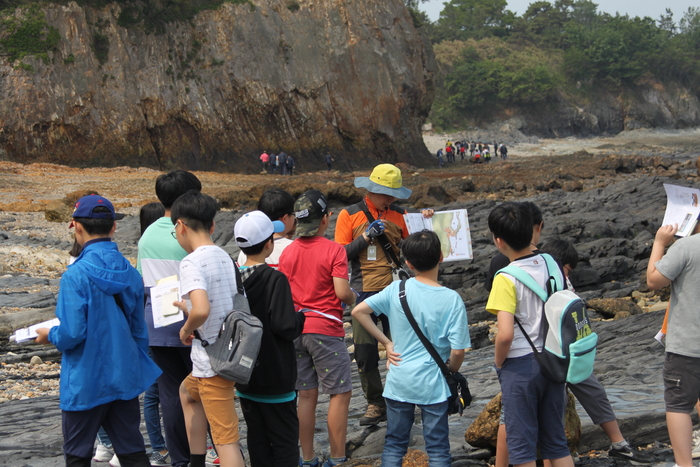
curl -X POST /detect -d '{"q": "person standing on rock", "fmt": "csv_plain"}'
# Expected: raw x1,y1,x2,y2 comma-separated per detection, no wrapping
260,151,270,173
486,204,652,467
352,230,470,467
286,154,296,175
325,153,335,172
647,219,700,467
486,202,574,467
279,190,357,467
137,170,203,467
35,195,161,467
335,164,433,426
278,151,288,176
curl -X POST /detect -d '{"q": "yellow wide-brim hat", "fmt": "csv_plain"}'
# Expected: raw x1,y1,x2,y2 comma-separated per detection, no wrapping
354,164,412,199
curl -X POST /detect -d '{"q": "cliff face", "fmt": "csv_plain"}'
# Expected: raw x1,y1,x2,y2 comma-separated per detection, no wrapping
0,0,437,171
508,82,700,137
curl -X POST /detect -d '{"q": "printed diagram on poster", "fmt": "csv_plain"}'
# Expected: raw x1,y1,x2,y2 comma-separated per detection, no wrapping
404,209,473,262
661,184,700,237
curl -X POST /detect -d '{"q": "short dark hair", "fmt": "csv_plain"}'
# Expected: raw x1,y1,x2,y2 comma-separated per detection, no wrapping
541,238,579,269
74,206,114,236
402,230,442,272
139,202,165,236
171,191,217,232
521,201,543,226
239,234,274,257
488,202,532,251
257,189,295,221
155,170,202,209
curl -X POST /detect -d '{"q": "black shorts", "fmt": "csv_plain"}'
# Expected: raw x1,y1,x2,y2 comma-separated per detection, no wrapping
664,352,700,413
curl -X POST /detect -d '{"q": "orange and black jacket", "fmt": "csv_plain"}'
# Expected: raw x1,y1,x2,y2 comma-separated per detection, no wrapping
335,197,408,292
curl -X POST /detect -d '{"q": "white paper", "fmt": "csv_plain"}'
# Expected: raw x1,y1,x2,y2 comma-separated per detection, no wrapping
11,318,60,343
404,209,473,262
662,184,700,237
151,277,184,328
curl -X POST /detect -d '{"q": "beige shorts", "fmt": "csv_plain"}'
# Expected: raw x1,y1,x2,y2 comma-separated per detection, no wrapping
183,373,239,445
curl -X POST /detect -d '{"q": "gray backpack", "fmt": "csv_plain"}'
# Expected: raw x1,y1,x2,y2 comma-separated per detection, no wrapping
195,266,263,384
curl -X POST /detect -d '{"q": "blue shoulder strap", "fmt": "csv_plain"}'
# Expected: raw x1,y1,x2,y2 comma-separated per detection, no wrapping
497,265,548,302
496,253,562,302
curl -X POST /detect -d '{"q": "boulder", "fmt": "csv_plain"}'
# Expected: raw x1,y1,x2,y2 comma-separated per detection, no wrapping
43,200,72,223
465,392,580,455
586,298,643,319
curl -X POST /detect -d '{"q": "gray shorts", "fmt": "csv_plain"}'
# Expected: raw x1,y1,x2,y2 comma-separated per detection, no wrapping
295,333,353,395
567,373,615,425
664,352,700,413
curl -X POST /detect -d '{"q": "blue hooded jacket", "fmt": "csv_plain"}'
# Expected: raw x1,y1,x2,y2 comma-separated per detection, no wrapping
49,238,162,411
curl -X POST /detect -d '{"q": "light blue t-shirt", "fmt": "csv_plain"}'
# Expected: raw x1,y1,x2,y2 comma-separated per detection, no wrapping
364,278,471,405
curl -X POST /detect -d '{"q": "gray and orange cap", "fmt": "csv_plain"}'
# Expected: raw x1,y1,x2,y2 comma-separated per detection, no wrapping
294,189,328,237
354,164,412,199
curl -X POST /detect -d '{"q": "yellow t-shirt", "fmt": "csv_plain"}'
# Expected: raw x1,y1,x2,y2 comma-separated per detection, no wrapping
486,254,552,358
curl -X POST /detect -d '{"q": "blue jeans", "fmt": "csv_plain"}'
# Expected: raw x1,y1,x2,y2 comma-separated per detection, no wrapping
382,398,451,467
144,381,166,452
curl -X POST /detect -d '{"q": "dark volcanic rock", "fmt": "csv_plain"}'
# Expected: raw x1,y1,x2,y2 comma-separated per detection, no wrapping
0,291,56,308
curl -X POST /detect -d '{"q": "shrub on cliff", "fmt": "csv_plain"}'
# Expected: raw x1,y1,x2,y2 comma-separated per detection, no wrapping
0,4,59,63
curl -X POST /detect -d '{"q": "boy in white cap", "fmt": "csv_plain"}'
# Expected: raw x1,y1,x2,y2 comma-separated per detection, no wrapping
335,163,433,425
233,211,306,467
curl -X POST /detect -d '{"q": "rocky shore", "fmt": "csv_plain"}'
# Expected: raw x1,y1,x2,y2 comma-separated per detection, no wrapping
1,135,700,466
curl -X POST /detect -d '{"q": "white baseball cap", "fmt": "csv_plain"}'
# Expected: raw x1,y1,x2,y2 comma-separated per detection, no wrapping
234,210,285,248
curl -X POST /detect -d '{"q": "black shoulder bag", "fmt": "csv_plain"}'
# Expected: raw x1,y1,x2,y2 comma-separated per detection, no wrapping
357,201,411,281
398,279,471,415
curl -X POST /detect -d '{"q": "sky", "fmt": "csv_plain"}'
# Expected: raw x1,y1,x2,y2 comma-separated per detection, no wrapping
420,0,698,22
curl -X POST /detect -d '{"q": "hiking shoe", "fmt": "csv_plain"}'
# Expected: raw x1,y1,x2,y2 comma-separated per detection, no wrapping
359,404,386,426
109,453,121,467
322,457,347,467
150,451,171,466
608,445,653,464
299,457,319,467
205,449,219,466
93,444,114,462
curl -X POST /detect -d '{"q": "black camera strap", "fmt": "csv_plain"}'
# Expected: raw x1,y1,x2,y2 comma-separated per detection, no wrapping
356,201,403,269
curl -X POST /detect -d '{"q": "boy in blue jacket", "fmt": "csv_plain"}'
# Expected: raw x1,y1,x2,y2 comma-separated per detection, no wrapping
36,195,161,467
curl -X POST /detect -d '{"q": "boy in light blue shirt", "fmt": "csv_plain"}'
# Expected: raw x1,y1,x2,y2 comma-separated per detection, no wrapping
352,230,470,467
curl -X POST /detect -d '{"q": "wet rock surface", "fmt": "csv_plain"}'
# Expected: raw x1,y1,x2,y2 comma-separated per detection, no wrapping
1,146,699,465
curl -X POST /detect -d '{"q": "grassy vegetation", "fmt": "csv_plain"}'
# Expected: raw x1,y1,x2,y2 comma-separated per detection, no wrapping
0,3,59,63
417,0,700,131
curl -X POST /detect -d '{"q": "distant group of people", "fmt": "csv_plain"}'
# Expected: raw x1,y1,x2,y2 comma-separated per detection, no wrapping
258,152,338,175
437,140,508,167
259,151,295,175
33,157,699,467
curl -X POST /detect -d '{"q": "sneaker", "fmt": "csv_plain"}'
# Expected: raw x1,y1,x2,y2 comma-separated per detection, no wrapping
93,444,114,462
359,404,386,426
322,458,347,467
150,451,171,466
206,449,219,466
608,445,653,464
299,457,319,467
109,453,121,467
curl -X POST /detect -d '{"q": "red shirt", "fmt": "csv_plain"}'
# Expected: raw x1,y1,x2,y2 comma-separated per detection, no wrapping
279,236,349,337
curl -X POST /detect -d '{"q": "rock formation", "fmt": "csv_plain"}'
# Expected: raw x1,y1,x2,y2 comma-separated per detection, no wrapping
0,0,436,171
487,82,700,138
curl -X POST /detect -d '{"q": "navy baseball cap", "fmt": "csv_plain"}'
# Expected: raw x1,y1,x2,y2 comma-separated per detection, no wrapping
72,195,125,220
